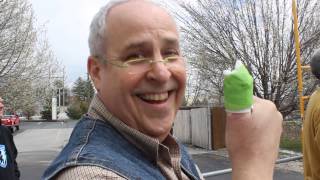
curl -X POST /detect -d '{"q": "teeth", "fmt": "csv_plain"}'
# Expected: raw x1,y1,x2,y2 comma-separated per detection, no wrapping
139,92,169,101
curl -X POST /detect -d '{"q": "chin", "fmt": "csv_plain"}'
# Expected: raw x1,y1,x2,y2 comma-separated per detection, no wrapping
150,131,171,142
144,123,172,141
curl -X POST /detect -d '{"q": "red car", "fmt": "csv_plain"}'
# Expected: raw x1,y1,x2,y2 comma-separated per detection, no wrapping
1,114,20,133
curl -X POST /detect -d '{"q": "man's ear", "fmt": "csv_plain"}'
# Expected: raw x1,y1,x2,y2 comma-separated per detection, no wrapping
87,56,102,92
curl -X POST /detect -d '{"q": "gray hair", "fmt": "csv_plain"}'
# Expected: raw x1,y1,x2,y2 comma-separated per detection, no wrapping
88,0,168,59
88,0,129,59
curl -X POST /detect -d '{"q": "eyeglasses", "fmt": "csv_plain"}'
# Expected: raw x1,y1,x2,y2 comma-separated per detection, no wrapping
94,55,185,73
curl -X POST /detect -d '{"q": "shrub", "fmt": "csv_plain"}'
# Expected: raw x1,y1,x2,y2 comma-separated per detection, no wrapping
41,106,52,120
66,101,89,120
280,137,302,152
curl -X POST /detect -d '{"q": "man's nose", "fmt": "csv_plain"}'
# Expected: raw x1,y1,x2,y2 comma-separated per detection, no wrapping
146,56,171,83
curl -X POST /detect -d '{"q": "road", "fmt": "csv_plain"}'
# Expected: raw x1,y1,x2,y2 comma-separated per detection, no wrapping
13,121,76,180
13,121,303,180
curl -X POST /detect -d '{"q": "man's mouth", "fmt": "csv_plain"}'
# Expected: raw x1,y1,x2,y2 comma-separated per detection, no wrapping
137,91,172,104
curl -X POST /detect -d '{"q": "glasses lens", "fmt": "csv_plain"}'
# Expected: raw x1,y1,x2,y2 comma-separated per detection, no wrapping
126,58,151,72
125,56,185,74
165,56,185,69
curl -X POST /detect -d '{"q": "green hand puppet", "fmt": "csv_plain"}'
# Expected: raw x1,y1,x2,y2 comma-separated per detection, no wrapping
223,61,253,113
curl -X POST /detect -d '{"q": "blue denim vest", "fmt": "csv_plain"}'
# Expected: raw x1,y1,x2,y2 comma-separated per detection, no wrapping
42,116,201,180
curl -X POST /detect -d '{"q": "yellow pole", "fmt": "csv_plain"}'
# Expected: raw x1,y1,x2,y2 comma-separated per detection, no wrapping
292,0,305,119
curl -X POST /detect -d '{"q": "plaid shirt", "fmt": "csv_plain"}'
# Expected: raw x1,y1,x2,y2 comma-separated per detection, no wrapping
56,94,202,180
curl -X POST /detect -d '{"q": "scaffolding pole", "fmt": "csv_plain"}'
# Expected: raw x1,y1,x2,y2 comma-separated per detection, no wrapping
292,0,305,119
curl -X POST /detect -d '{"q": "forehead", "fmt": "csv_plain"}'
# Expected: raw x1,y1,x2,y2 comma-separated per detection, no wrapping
107,1,177,32
105,1,179,52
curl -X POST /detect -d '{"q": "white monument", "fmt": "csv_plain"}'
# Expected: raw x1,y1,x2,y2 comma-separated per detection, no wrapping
52,97,57,120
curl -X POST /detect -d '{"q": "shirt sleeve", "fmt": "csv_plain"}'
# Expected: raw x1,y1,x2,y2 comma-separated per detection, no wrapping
55,166,127,180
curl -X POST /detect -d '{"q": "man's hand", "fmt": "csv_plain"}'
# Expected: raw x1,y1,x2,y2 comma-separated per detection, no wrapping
225,96,283,180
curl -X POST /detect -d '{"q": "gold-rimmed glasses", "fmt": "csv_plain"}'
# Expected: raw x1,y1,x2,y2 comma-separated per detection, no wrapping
94,55,185,73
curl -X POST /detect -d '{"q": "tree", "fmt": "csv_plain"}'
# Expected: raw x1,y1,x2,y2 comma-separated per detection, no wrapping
67,76,95,119
41,97,52,120
173,0,320,117
71,76,95,102
0,30,62,118
0,0,63,117
0,0,36,80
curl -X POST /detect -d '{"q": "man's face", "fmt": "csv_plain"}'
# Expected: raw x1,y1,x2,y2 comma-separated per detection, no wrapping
88,1,186,141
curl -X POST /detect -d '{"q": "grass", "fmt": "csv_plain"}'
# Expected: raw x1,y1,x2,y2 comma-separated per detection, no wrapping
280,136,302,152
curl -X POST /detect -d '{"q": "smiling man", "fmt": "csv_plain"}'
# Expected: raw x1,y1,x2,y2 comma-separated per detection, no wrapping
42,0,283,180
90,1,185,141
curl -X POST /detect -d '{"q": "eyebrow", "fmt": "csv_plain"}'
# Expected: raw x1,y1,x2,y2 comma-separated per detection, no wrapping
123,40,150,52
122,36,179,52
162,37,179,47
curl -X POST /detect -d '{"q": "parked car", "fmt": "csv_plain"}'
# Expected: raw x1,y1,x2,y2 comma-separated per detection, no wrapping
1,114,20,133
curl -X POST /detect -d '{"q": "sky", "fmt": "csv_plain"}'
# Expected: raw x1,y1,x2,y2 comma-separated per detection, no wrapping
29,0,108,87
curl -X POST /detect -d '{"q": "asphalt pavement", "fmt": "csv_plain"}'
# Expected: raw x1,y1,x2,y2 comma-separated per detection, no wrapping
191,153,303,180
13,121,76,180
